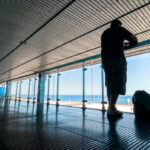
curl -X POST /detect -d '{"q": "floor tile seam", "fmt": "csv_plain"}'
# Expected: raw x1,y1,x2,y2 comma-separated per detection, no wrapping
46,111,136,131
3,100,135,114
1,107,137,132
141,143,150,150
57,122,138,143
54,125,115,145
126,139,147,150
55,120,147,146
8,101,127,115
0,114,37,123
131,141,150,150
4,107,37,114
3,105,107,125
9,101,134,118
6,103,138,131
119,133,141,149
113,130,150,149
47,112,109,127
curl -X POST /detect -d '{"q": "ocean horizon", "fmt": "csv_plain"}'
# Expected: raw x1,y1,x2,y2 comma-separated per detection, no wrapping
11,94,133,105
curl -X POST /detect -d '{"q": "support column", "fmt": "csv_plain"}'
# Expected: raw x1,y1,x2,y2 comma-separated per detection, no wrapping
27,79,32,102
82,62,87,109
47,72,51,102
19,80,22,101
56,69,60,106
37,73,46,103
15,82,19,100
1,84,5,98
101,65,105,110
9,83,12,99
33,77,37,103
5,81,11,99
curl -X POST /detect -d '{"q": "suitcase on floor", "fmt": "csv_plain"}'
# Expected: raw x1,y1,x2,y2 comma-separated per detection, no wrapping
132,90,150,119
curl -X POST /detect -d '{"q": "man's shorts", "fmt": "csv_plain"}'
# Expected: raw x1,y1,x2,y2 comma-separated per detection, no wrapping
102,57,127,95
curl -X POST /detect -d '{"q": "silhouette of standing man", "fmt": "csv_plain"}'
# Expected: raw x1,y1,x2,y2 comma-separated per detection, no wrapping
101,20,138,117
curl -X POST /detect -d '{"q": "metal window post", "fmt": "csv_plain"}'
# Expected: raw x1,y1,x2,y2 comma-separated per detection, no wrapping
33,77,37,103
53,76,55,100
91,68,94,102
27,79,32,102
56,69,60,106
82,62,87,109
8,82,11,99
47,72,51,102
19,81,22,101
15,82,19,100
101,65,105,110
37,73,46,103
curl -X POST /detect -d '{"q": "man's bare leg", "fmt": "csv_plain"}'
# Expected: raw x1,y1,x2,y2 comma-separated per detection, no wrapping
109,93,119,110
107,91,123,117
107,89,119,110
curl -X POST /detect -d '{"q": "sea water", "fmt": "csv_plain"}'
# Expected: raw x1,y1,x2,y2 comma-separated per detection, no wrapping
12,94,133,105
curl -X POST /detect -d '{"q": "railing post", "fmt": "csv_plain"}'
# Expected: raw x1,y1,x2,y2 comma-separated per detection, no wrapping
27,78,32,102
101,65,105,110
15,82,19,101
19,80,22,101
47,72,51,102
82,62,87,109
56,69,60,106
33,77,37,103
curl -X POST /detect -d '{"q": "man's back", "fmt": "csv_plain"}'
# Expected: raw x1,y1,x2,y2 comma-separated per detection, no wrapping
101,26,137,59
101,20,138,118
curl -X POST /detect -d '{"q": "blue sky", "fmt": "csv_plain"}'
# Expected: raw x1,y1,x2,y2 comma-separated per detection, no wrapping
10,52,150,96
126,53,150,94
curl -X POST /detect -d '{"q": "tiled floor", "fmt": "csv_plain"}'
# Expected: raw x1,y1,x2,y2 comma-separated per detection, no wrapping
0,98,150,150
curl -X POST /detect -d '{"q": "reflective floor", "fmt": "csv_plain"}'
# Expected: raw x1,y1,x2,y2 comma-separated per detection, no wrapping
0,98,150,150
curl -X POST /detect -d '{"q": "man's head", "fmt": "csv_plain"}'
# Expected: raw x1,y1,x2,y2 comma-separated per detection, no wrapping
111,20,122,28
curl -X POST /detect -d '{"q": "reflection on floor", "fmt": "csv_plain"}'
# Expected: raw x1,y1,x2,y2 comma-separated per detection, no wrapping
0,98,150,150
10,97,134,113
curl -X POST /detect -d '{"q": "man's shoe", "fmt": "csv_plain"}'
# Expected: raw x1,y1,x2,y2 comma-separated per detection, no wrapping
107,109,123,117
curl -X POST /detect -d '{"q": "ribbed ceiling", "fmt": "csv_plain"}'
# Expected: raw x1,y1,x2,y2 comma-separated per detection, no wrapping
0,0,150,82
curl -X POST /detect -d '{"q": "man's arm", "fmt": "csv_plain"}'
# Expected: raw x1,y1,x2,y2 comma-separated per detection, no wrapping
129,34,138,46
123,27,138,47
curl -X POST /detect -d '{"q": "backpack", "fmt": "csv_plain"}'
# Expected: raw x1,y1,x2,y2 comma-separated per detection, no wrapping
132,90,150,119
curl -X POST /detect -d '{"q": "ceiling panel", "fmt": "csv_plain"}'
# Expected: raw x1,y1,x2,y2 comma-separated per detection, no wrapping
0,0,71,59
0,0,149,83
